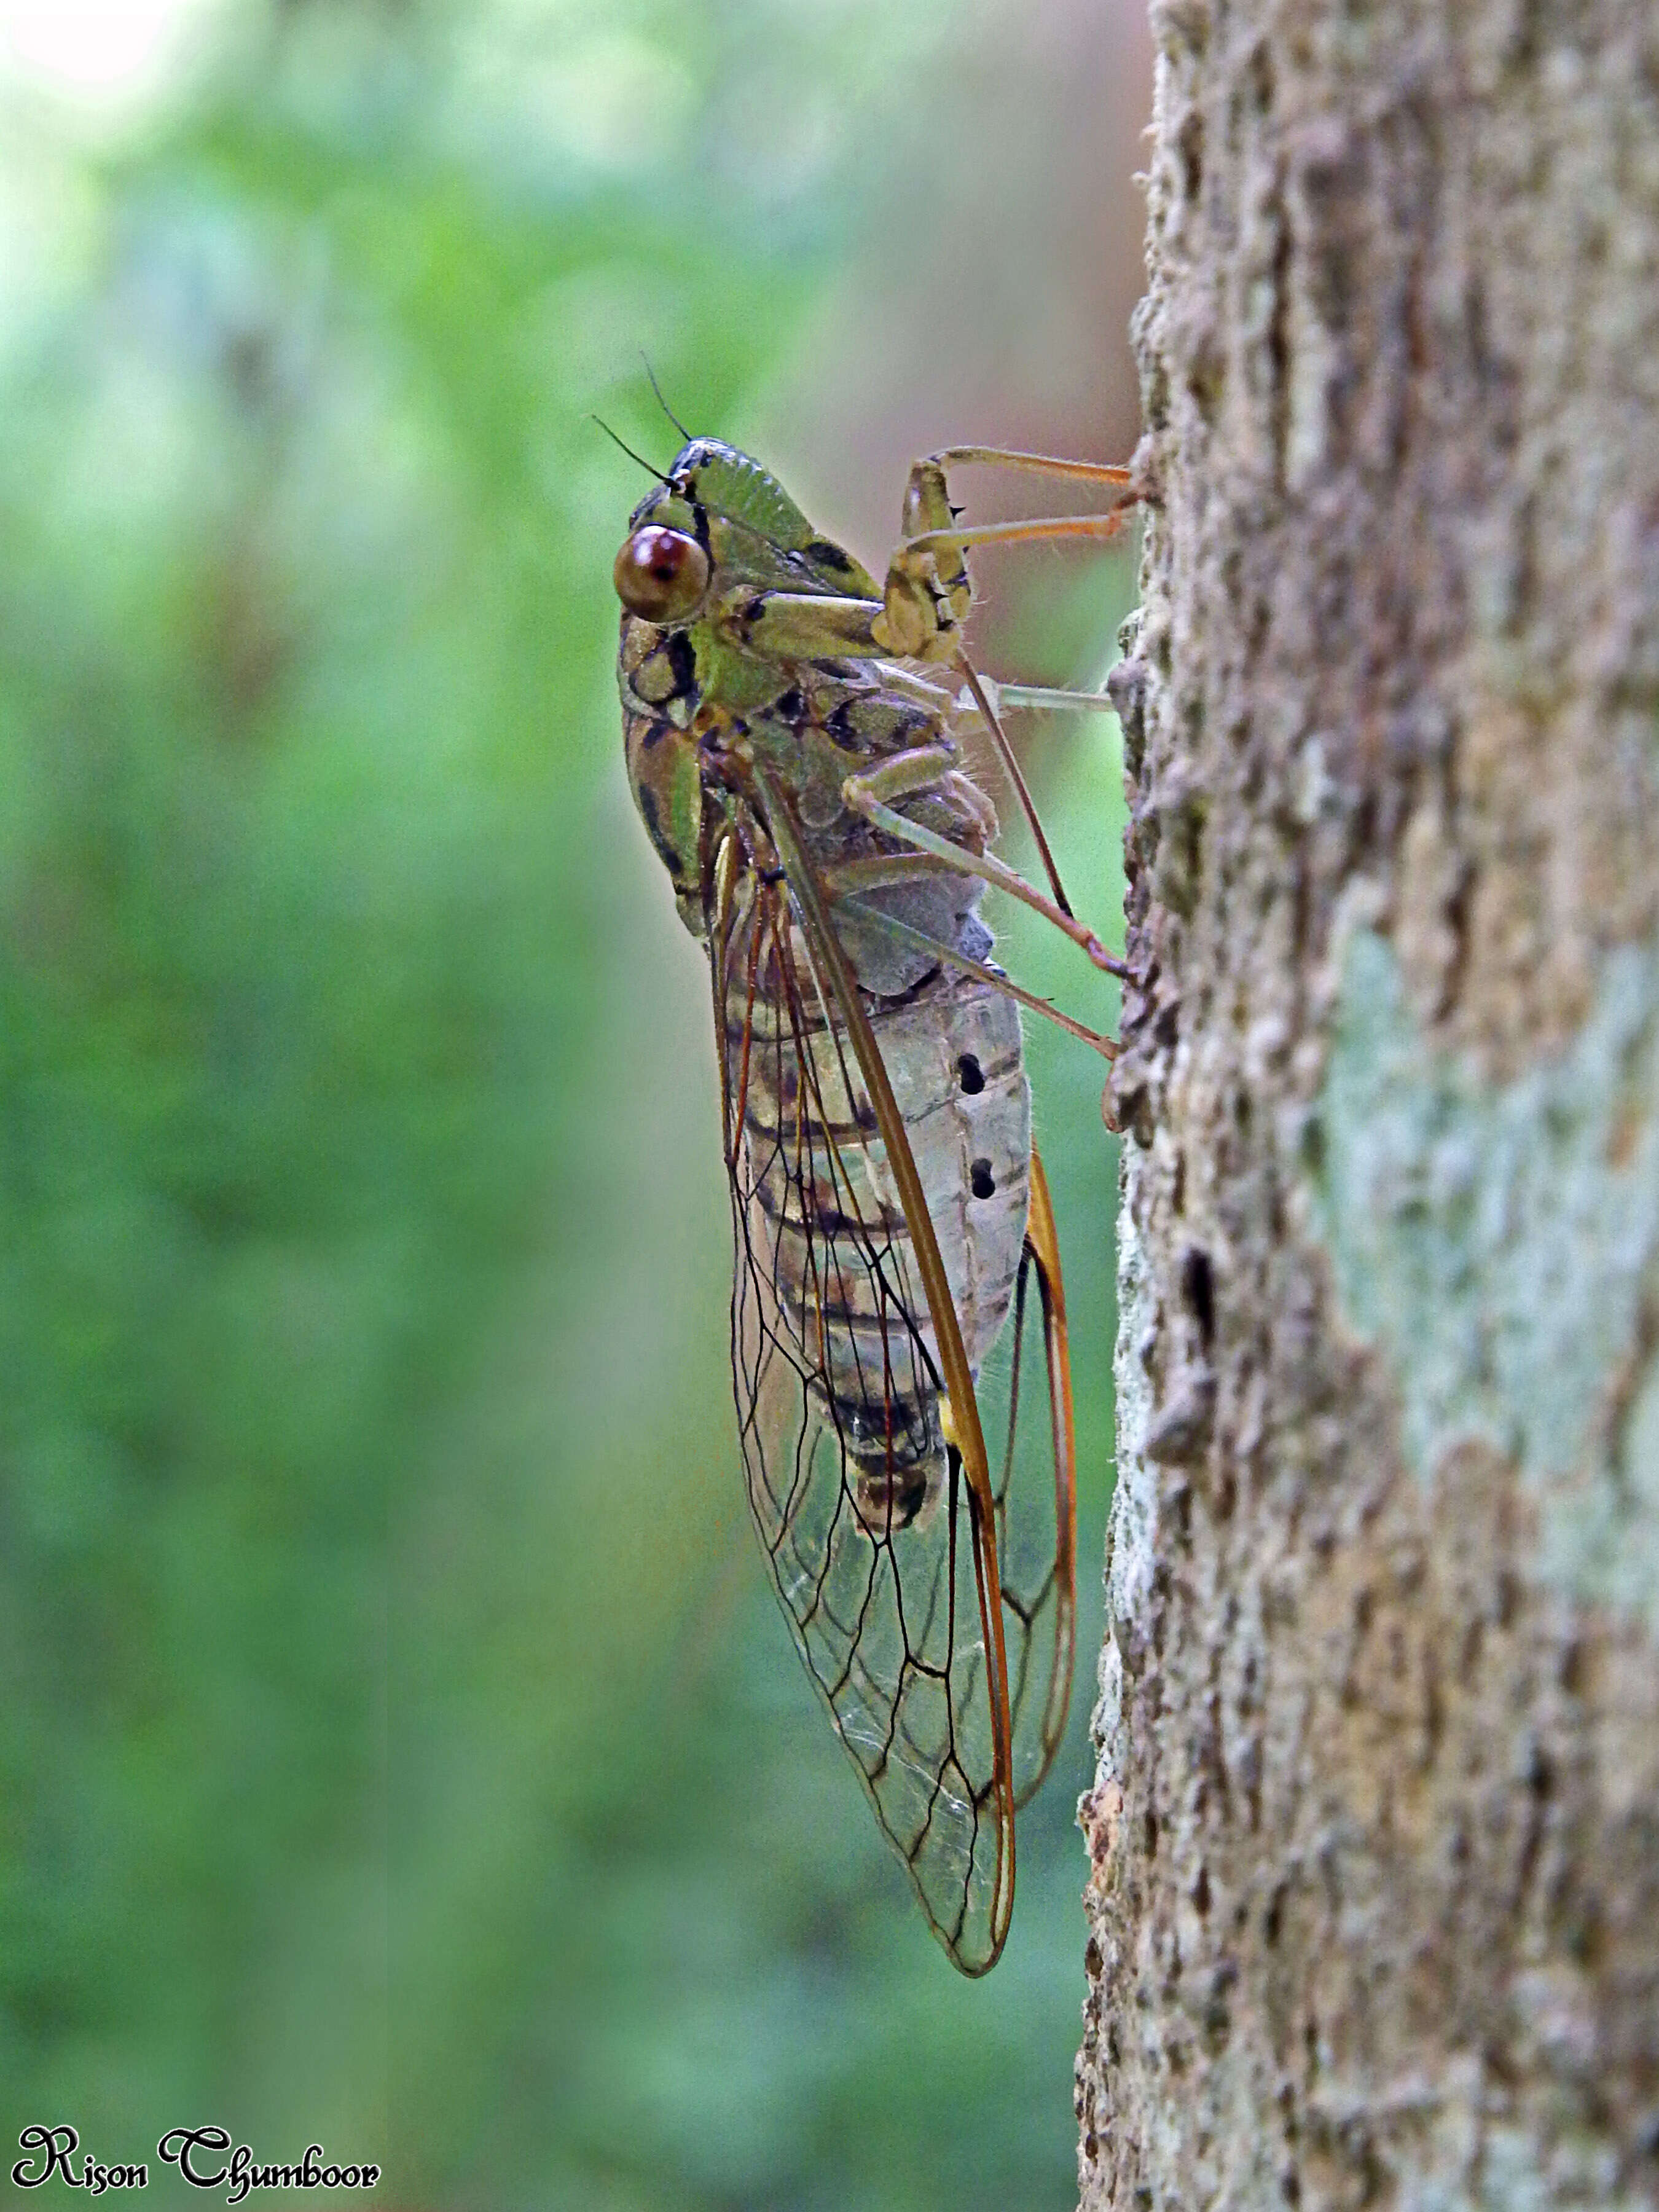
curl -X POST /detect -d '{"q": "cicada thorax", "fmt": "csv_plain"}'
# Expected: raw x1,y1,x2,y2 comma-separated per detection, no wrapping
724,877,1031,1541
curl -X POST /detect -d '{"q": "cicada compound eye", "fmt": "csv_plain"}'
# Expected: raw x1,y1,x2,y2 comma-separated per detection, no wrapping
613,525,710,623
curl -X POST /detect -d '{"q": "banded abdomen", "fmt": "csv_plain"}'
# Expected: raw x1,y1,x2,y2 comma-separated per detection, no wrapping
728,909,1030,1533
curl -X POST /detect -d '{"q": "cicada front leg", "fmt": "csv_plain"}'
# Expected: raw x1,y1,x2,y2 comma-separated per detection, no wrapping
861,444,1138,941
872,447,1137,664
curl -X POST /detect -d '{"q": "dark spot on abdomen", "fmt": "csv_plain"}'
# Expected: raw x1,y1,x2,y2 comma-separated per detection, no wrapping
970,1158,995,1199
957,1052,984,1095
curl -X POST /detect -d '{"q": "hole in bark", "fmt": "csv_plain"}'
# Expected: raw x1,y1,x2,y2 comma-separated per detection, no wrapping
1497,1569,1519,1630
1193,1863,1211,1915
1178,109,1204,200
1144,1808,1159,1860
1250,38,1275,113
1301,1114,1326,1177
1438,858,1475,1018
1180,1244,1216,1349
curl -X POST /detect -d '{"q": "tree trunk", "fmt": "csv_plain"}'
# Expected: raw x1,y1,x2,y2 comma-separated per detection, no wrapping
1078,0,1659,2202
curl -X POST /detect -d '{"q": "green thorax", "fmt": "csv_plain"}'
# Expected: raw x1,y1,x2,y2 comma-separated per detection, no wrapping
616,439,987,990
618,439,880,919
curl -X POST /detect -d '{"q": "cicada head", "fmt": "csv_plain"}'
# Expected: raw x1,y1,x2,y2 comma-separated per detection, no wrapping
614,438,880,623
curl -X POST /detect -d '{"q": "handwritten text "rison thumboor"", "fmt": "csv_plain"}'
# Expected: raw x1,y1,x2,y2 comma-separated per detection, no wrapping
14,2124,382,2202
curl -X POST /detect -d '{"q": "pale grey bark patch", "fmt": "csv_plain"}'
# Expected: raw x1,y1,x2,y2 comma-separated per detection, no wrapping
1092,1175,1159,1806
1316,929,1659,1631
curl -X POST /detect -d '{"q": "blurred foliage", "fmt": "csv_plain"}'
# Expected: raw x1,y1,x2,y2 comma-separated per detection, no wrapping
0,2,1133,2204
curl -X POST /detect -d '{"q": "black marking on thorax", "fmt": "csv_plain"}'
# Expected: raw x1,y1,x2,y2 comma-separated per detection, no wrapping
632,782,683,876
627,627,700,713
804,537,857,572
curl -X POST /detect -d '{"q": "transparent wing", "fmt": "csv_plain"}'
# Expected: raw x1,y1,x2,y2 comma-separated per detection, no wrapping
710,839,1072,1972
743,1354,1007,1969
716,872,1006,1970
975,1145,1077,1811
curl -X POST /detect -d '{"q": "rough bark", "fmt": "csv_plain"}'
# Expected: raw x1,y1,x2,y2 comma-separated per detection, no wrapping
1078,0,1659,2203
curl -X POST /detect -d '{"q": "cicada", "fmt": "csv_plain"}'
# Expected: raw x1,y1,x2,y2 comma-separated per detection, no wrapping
612,428,1131,1972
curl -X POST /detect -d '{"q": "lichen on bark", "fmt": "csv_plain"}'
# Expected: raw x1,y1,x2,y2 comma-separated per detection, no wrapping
1077,0,1659,2202
1318,928,1659,1634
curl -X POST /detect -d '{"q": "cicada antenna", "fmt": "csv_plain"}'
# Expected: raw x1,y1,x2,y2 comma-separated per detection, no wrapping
589,414,671,483
640,352,692,442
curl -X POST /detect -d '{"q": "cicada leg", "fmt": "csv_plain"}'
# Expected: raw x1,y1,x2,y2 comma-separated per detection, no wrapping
872,446,1137,924
873,447,1137,665
978,679,1121,715
838,743,1126,980
811,866,1116,1064
808,879,1126,1135
857,439,1138,942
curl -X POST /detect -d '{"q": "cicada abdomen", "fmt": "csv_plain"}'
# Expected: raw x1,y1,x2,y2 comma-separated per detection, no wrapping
724,881,1029,1538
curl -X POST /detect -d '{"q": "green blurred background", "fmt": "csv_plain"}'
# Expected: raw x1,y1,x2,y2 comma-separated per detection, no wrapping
0,1,1150,2202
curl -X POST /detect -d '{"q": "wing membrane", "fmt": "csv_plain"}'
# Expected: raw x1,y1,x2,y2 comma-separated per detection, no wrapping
719,868,1006,1966
975,1145,1077,1809
710,799,1076,1972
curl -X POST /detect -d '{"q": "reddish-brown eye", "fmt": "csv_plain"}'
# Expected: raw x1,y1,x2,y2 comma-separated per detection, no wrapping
613,525,710,622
